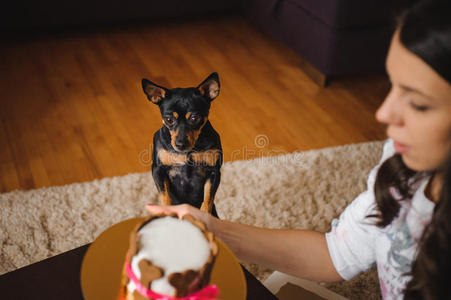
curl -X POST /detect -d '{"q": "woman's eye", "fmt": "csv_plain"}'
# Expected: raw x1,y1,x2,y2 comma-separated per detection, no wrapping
410,102,430,112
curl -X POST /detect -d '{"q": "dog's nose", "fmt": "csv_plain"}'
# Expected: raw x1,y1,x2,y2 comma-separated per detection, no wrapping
175,140,188,150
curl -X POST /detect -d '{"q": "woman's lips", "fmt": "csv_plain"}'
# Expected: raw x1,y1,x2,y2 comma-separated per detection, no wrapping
393,140,410,154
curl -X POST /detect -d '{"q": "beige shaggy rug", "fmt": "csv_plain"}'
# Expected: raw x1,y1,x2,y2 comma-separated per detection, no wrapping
0,141,385,299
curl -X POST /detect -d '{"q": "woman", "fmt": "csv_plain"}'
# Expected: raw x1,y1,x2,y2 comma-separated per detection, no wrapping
147,1,451,298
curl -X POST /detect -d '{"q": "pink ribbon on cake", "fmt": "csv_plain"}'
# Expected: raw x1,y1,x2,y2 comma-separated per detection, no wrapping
125,260,219,300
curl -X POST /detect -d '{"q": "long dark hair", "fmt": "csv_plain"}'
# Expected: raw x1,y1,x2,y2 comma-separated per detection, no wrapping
371,0,451,299
405,156,451,298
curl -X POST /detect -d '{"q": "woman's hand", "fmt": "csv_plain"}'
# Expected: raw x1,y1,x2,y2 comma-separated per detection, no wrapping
145,204,341,282
146,203,216,232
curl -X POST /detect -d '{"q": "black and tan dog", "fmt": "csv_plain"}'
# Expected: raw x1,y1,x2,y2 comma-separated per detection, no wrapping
142,73,222,217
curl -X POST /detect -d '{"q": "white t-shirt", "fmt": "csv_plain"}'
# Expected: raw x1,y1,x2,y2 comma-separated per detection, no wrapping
325,139,435,299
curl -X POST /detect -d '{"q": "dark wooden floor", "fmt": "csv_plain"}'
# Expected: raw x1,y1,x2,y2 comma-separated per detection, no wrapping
0,16,389,193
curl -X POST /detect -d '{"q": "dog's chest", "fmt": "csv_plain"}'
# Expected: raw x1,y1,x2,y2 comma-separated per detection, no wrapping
168,165,207,182
167,165,209,200
156,148,220,190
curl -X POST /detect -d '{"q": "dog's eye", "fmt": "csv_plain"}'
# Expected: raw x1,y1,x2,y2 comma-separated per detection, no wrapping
189,115,201,124
164,116,176,126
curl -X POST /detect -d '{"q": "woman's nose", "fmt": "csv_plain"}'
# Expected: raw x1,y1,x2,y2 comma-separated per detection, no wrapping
375,88,404,126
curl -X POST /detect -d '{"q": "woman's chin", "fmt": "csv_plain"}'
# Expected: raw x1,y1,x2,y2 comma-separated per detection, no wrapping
401,153,438,173
400,153,422,172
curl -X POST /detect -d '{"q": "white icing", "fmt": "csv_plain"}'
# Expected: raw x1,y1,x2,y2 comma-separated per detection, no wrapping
127,217,211,296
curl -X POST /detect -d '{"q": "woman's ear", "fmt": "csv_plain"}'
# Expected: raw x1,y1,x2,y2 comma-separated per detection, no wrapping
142,78,167,104
197,72,220,101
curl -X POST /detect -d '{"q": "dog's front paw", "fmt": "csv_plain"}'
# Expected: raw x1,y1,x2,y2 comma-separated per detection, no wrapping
158,192,172,206
199,202,211,214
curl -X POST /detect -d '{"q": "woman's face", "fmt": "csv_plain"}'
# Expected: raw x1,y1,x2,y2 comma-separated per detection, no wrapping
376,30,451,172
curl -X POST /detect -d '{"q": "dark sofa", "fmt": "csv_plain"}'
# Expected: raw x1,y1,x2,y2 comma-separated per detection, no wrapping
242,0,397,85
1,0,398,86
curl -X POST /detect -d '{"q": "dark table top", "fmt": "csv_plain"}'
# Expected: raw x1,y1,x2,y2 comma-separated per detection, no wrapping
0,244,278,300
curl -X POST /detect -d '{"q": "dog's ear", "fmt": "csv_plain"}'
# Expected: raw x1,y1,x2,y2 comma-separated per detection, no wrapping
197,72,220,101
142,78,167,104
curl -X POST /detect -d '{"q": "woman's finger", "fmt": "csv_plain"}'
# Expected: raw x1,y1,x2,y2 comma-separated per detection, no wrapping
146,204,178,215
145,203,194,218
145,203,213,230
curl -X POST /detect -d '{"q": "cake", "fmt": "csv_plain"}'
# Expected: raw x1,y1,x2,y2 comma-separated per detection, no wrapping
118,214,219,300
